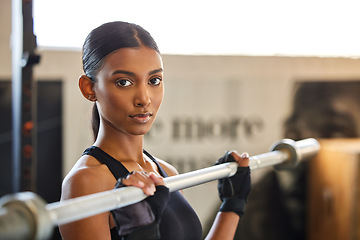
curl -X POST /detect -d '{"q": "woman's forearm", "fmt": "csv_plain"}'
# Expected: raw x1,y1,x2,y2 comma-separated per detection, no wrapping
205,211,240,240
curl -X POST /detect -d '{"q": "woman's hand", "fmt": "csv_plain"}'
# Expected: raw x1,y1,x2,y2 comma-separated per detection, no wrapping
216,151,251,217
119,171,165,196
112,171,169,239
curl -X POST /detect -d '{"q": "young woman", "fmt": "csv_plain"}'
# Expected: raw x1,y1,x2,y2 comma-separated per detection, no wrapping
59,21,251,240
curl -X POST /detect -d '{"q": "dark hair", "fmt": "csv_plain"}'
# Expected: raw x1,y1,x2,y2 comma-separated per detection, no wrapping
82,21,160,140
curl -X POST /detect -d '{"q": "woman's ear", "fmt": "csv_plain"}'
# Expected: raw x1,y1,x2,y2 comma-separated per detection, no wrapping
79,75,97,101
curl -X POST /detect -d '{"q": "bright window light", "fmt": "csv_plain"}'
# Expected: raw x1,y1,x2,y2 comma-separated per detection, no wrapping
34,0,360,57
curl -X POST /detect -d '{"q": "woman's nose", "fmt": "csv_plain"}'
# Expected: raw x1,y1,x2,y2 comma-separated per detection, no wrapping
134,84,151,107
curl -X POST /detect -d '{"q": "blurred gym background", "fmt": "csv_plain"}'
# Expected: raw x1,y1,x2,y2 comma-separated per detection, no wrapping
1,0,360,239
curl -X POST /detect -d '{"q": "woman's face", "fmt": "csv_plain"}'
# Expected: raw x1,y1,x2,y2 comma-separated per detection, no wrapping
94,45,164,136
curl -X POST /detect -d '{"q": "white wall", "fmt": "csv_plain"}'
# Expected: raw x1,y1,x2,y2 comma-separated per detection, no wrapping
2,0,360,229
0,0,12,79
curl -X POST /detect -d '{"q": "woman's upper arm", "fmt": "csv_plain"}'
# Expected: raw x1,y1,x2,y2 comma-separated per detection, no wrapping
59,166,114,240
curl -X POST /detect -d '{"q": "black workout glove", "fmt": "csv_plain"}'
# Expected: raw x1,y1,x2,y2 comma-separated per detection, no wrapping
216,151,251,217
111,174,170,240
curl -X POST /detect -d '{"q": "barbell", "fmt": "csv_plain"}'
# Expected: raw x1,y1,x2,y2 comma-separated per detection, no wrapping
0,138,320,240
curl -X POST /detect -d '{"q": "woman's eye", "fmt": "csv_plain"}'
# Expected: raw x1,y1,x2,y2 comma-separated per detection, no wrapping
116,79,132,87
149,77,162,86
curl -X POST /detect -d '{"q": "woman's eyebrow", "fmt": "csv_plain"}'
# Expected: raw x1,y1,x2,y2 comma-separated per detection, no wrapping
148,68,163,75
111,68,163,76
112,70,135,76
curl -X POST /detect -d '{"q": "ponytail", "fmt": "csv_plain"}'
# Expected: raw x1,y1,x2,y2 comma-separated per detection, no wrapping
91,103,100,140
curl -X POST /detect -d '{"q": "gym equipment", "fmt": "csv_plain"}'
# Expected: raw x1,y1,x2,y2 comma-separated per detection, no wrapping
0,138,319,240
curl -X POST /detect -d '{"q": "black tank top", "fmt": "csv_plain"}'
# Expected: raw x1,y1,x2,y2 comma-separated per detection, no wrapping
82,146,203,240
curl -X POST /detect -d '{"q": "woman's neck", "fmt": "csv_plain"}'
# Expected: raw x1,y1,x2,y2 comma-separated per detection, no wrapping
93,127,145,163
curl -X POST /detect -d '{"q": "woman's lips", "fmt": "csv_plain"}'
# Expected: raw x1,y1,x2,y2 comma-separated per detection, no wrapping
130,113,152,123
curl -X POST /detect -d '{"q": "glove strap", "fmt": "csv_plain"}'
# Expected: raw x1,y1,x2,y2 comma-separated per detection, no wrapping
219,198,247,217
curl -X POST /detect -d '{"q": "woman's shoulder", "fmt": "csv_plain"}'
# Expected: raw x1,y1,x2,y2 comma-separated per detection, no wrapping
61,155,116,200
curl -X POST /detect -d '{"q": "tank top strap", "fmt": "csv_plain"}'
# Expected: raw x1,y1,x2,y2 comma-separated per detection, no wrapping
82,146,129,180
82,146,169,179
143,150,169,178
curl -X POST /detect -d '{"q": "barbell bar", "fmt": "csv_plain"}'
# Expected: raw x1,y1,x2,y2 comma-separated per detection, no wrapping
0,138,320,240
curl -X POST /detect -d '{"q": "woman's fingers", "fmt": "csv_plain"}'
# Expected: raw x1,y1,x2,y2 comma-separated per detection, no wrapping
149,172,165,185
121,171,164,196
230,151,250,167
